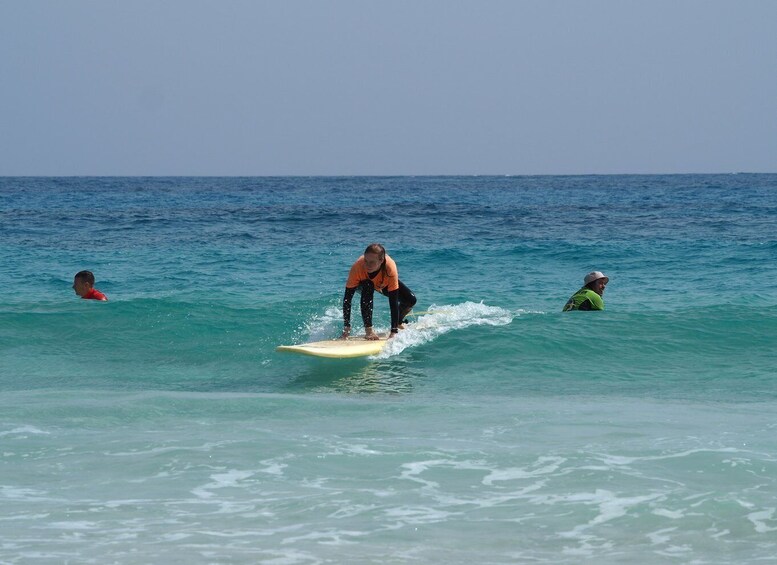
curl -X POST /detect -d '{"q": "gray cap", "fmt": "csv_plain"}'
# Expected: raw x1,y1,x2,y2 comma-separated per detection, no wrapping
584,271,609,285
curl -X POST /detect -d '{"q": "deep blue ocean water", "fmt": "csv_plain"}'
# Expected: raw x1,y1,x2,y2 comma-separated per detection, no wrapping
1,175,776,563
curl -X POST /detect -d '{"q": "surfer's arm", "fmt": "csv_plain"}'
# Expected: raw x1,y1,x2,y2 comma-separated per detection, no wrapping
387,288,400,337
341,286,357,338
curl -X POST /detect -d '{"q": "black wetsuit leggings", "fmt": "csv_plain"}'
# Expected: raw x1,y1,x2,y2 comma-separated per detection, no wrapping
344,279,417,331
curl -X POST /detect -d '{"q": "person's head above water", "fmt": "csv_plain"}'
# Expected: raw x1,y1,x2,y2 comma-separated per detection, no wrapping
72,270,96,297
583,271,609,296
72,270,108,301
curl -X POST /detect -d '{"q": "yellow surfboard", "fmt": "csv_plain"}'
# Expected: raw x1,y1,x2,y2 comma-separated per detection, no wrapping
276,336,388,359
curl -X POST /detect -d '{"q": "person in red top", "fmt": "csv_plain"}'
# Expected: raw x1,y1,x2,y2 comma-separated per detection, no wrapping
341,243,416,340
72,270,108,301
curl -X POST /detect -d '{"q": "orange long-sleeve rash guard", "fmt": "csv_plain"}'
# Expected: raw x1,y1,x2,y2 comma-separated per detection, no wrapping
345,255,399,293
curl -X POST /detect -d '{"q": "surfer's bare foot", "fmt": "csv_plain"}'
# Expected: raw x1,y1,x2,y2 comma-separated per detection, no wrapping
364,328,379,340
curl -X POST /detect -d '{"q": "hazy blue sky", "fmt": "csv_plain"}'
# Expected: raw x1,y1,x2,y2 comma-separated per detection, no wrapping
2,1,776,175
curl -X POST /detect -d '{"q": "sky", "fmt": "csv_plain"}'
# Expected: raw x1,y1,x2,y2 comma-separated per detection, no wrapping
1,1,776,176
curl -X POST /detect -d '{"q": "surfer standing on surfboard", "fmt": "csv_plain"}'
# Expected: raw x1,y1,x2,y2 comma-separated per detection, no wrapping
341,243,417,340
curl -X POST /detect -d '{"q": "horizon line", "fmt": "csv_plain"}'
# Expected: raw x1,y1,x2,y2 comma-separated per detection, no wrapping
2,171,775,179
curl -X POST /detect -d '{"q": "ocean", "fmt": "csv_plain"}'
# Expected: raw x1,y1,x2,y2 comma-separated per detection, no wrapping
1,175,776,564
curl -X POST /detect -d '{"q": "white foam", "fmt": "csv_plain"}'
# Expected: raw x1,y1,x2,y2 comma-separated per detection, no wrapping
747,508,777,533
375,301,513,358
398,459,447,489
482,456,566,485
0,426,50,437
646,527,678,545
191,469,255,499
303,306,343,341
597,447,740,466
322,442,381,456
0,486,51,501
259,461,288,476
160,533,192,542
109,440,236,457
653,508,685,519
301,301,513,356
383,505,458,525
45,521,97,530
281,528,367,545
557,489,663,539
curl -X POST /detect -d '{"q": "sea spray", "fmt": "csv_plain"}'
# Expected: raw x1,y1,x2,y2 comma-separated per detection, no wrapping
377,302,514,359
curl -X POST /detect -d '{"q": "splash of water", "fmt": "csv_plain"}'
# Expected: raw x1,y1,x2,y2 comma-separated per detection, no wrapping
376,302,514,359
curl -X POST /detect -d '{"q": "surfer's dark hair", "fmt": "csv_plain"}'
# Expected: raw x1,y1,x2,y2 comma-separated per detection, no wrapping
74,270,95,285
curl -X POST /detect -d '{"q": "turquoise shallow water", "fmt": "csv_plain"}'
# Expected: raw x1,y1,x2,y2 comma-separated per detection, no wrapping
1,175,777,563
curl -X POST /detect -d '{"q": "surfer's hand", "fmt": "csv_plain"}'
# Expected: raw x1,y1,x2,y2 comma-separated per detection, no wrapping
364,327,379,341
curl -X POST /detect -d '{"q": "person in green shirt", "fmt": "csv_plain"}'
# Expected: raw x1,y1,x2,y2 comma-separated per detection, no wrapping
563,271,608,311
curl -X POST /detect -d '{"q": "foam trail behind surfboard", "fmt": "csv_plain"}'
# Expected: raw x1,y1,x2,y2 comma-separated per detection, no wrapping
375,302,513,359
295,301,513,359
